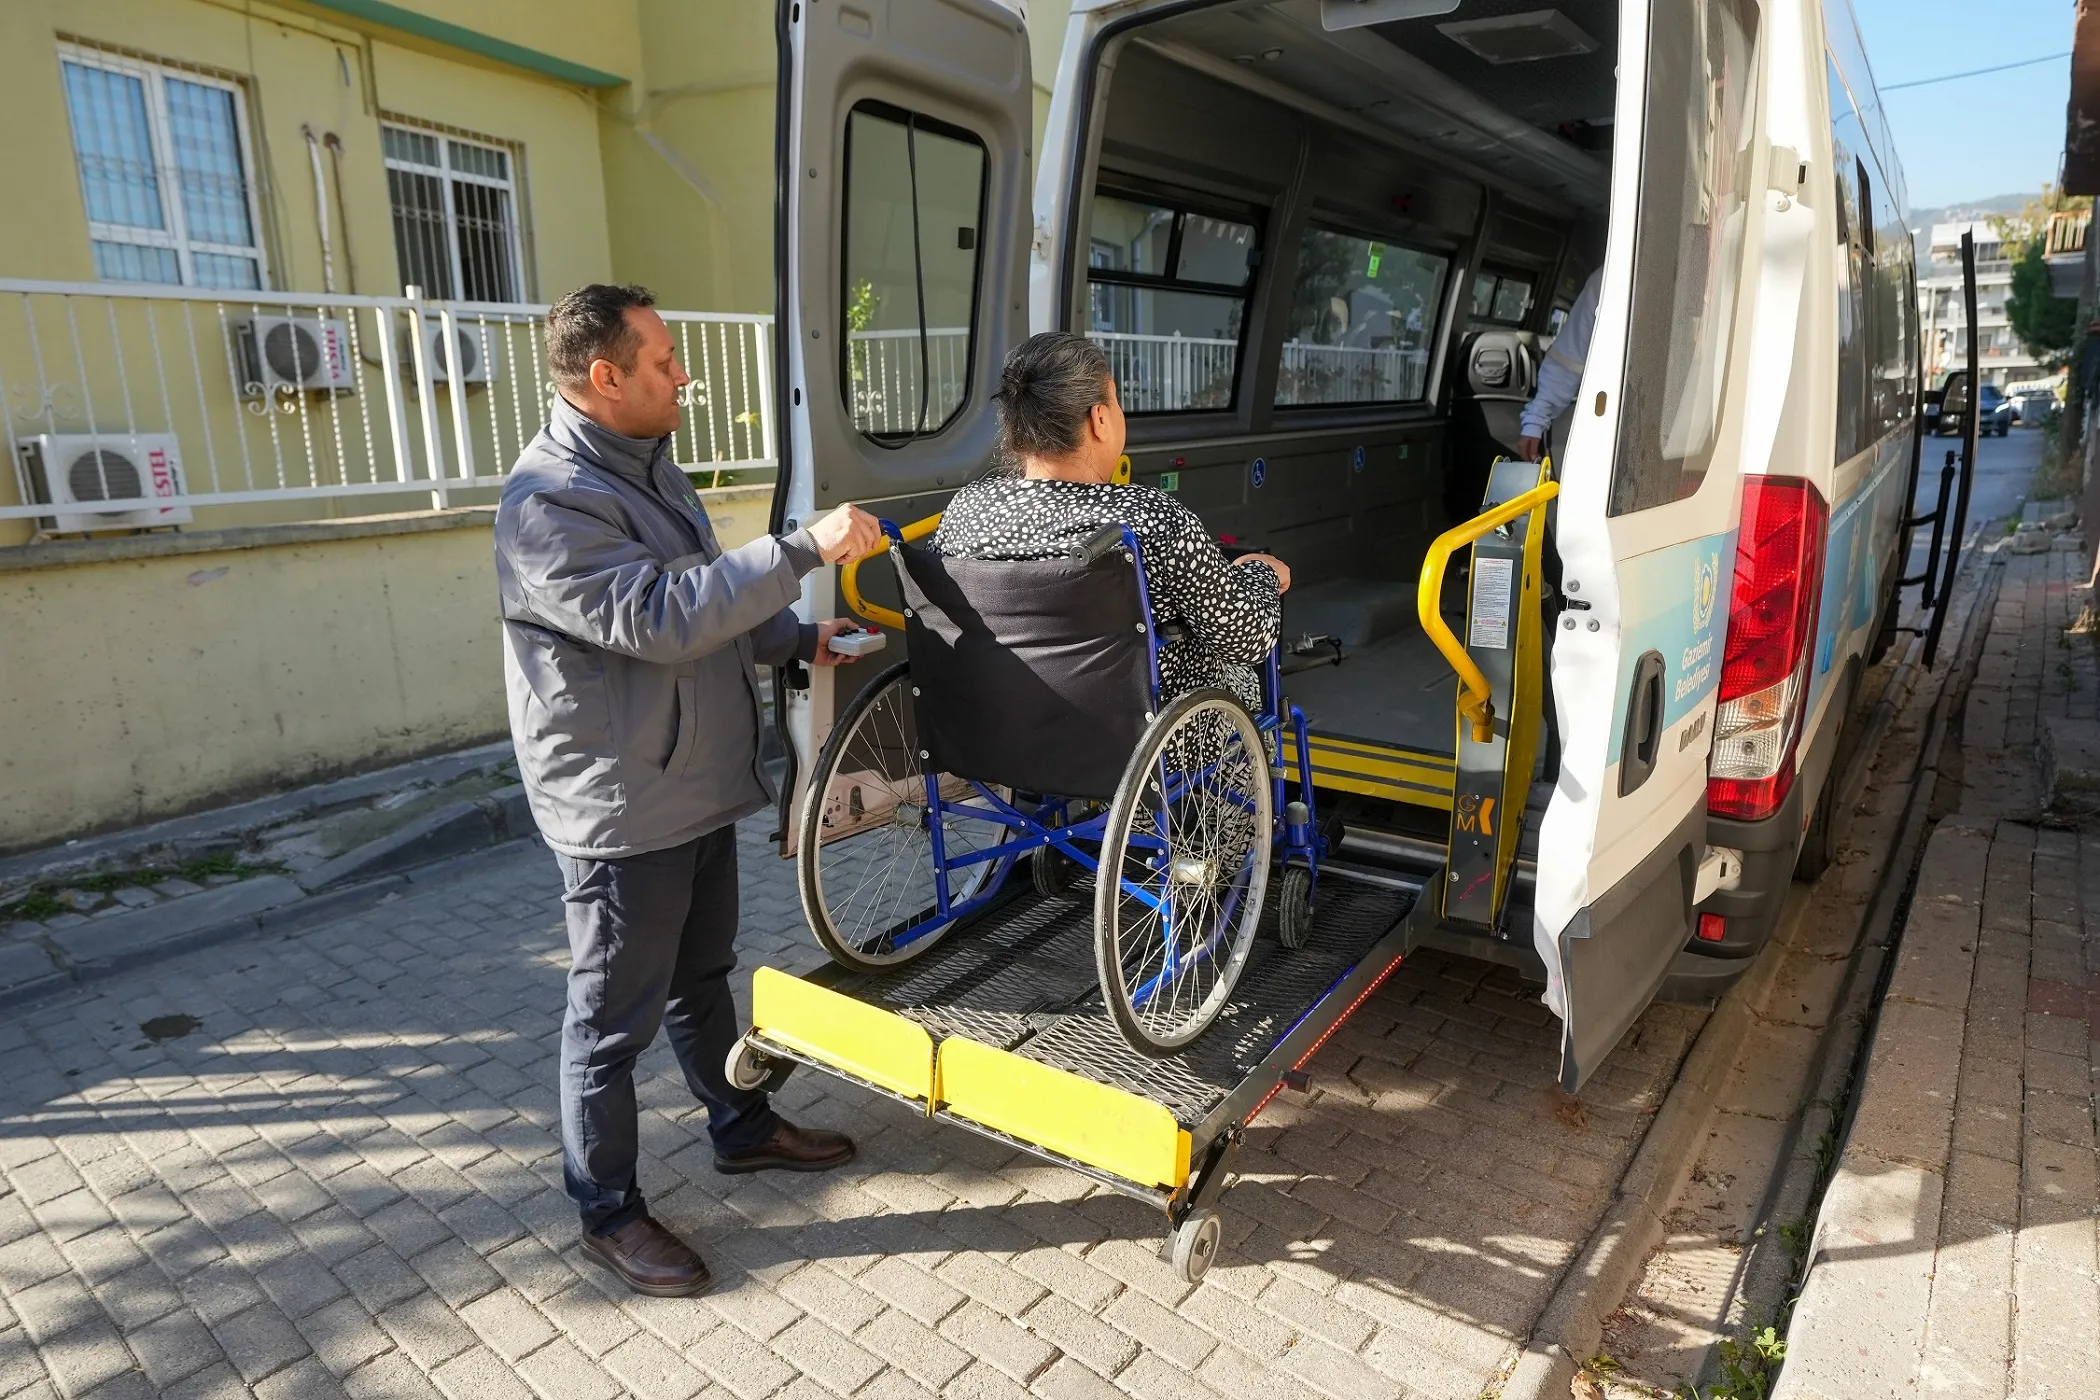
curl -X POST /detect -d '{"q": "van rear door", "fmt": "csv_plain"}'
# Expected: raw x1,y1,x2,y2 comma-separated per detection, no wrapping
1533,0,1764,1092
773,0,1033,849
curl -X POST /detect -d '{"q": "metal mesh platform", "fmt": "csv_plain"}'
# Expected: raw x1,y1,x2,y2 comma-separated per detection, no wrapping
810,877,1414,1128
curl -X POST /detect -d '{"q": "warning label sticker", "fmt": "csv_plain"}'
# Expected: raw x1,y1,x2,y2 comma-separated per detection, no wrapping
1468,557,1514,650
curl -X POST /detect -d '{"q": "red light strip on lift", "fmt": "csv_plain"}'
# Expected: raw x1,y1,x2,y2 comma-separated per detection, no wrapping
1245,954,1407,1125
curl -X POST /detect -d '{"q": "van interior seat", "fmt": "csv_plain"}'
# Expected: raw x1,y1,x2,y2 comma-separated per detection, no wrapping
1446,329,1540,520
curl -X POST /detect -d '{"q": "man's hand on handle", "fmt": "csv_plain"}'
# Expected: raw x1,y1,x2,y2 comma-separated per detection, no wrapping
808,504,882,564
1233,552,1291,593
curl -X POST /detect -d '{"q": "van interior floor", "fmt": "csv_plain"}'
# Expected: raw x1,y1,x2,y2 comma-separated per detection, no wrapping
1282,628,1458,756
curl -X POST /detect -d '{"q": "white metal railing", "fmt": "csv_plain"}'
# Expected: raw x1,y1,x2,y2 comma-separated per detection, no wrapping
1275,340,1431,406
846,326,971,436
0,278,774,529
1096,331,1237,413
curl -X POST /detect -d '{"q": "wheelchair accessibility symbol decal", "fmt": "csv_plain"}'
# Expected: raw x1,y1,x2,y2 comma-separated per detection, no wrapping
1454,793,1495,836
1352,445,1365,473
1250,457,1266,488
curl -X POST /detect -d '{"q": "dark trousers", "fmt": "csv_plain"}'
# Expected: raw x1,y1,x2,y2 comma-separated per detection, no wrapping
554,825,779,1235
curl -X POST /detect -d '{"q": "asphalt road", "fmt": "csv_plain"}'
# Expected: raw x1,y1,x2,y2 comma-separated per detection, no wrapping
1905,422,2047,581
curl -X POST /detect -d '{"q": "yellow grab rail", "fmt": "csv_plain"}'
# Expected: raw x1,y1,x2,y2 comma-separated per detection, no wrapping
1417,479,1560,743
839,512,942,630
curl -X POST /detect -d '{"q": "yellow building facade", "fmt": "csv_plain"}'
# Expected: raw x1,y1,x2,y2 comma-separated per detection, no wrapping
0,0,1071,851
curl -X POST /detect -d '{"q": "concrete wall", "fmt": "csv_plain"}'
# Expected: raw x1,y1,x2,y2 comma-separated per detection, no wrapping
0,0,1067,848
0,484,773,853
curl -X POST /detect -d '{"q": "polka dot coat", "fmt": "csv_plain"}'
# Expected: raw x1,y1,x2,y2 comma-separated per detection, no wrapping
934,475,1282,711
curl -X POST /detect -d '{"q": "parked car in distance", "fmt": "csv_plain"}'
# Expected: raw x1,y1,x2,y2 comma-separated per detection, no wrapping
2011,390,2056,425
1935,372,2011,437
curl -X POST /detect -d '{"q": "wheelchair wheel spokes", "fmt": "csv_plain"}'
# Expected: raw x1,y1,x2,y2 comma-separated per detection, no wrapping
798,663,1013,970
1096,691,1271,1055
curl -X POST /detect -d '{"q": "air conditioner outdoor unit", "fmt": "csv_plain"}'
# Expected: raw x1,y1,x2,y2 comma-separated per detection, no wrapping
21,433,190,534
412,315,491,385
235,315,354,395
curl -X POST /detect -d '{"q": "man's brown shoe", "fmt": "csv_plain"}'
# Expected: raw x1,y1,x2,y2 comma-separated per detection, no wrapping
715,1119,856,1175
578,1215,712,1297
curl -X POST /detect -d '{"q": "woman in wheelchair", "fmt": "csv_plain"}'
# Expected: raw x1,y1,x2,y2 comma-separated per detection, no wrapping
935,333,1292,712
796,333,1327,1055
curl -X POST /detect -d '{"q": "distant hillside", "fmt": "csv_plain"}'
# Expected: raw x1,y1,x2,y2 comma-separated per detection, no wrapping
1907,193,2035,231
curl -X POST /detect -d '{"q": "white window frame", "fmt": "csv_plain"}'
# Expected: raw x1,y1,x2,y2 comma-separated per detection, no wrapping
381,121,527,304
56,43,269,289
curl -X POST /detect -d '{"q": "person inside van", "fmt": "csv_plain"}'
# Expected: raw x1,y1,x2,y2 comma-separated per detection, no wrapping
1519,226,1608,463
935,331,1290,712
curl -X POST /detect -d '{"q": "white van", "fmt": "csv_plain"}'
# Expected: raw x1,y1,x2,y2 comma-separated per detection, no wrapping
768,0,1919,1090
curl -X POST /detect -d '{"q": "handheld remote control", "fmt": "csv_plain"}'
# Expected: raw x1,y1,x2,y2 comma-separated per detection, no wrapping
826,627,888,657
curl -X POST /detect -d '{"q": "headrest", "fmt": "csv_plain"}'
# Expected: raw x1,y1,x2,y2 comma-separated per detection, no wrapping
1460,330,1536,401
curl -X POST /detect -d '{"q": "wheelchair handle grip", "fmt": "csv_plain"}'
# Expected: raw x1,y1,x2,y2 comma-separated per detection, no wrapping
1068,522,1130,566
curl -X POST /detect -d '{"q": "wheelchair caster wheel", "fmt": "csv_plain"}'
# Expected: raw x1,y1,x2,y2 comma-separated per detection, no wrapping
1170,1208,1221,1285
1032,844,1076,898
726,1037,781,1093
1277,866,1314,951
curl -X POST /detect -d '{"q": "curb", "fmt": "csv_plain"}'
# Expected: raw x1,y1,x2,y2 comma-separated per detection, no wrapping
1718,552,2003,1389
0,740,515,893
1501,549,2005,1400
1500,894,1802,1400
295,784,534,892
0,835,540,1011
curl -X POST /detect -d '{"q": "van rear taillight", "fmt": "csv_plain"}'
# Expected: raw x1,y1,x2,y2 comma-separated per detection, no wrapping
1707,476,1827,822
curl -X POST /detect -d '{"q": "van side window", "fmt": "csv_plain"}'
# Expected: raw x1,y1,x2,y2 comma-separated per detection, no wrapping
1086,192,1258,413
1274,226,1449,406
1469,268,1535,326
1828,58,1870,464
1608,0,1759,517
840,102,988,441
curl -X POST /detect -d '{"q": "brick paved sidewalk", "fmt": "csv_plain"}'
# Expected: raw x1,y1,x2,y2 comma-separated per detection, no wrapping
0,820,1706,1400
1779,543,2100,1399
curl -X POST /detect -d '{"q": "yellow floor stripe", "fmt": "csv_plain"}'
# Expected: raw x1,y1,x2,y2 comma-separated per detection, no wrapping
1280,734,1455,810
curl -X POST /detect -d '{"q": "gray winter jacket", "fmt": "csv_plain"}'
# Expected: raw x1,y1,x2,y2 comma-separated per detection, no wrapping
495,396,822,859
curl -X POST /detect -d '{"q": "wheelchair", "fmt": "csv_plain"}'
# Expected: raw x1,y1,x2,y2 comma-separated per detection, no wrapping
795,518,1326,1056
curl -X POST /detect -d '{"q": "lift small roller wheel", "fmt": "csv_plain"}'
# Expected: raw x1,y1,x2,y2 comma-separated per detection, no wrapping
1170,1208,1222,1285
725,1037,781,1093
1277,866,1314,951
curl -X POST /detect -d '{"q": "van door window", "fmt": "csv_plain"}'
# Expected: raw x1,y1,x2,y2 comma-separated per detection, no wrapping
1085,193,1258,413
1609,0,1759,515
841,102,988,442
1274,226,1449,406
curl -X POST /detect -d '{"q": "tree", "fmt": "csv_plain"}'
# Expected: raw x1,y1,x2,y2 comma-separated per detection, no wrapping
1992,186,2089,367
2004,239,2078,365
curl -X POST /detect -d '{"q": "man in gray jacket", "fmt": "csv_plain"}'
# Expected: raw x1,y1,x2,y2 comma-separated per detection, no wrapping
497,283,880,1297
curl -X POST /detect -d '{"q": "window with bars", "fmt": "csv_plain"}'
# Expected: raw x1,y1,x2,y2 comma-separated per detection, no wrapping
382,124,526,303
57,47,267,290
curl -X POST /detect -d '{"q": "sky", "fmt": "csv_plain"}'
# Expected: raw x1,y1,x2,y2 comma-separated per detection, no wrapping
1847,0,2075,213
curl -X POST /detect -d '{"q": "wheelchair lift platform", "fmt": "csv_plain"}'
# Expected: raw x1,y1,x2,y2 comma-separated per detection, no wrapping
740,873,1428,1279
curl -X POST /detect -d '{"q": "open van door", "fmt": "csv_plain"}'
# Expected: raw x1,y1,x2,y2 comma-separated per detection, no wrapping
773,0,1034,850
1532,0,1763,1092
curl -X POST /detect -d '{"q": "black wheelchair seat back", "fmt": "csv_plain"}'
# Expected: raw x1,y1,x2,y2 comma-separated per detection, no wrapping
893,540,1155,801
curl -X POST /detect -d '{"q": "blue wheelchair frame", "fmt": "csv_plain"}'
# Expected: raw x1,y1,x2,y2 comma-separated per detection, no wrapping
880,519,1327,1000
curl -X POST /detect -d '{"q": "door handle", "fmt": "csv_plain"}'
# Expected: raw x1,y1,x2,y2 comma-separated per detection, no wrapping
1618,650,1667,796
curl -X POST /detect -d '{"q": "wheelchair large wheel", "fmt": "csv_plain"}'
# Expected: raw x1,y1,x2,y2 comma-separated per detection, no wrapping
1095,689,1272,1055
798,662,1015,970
